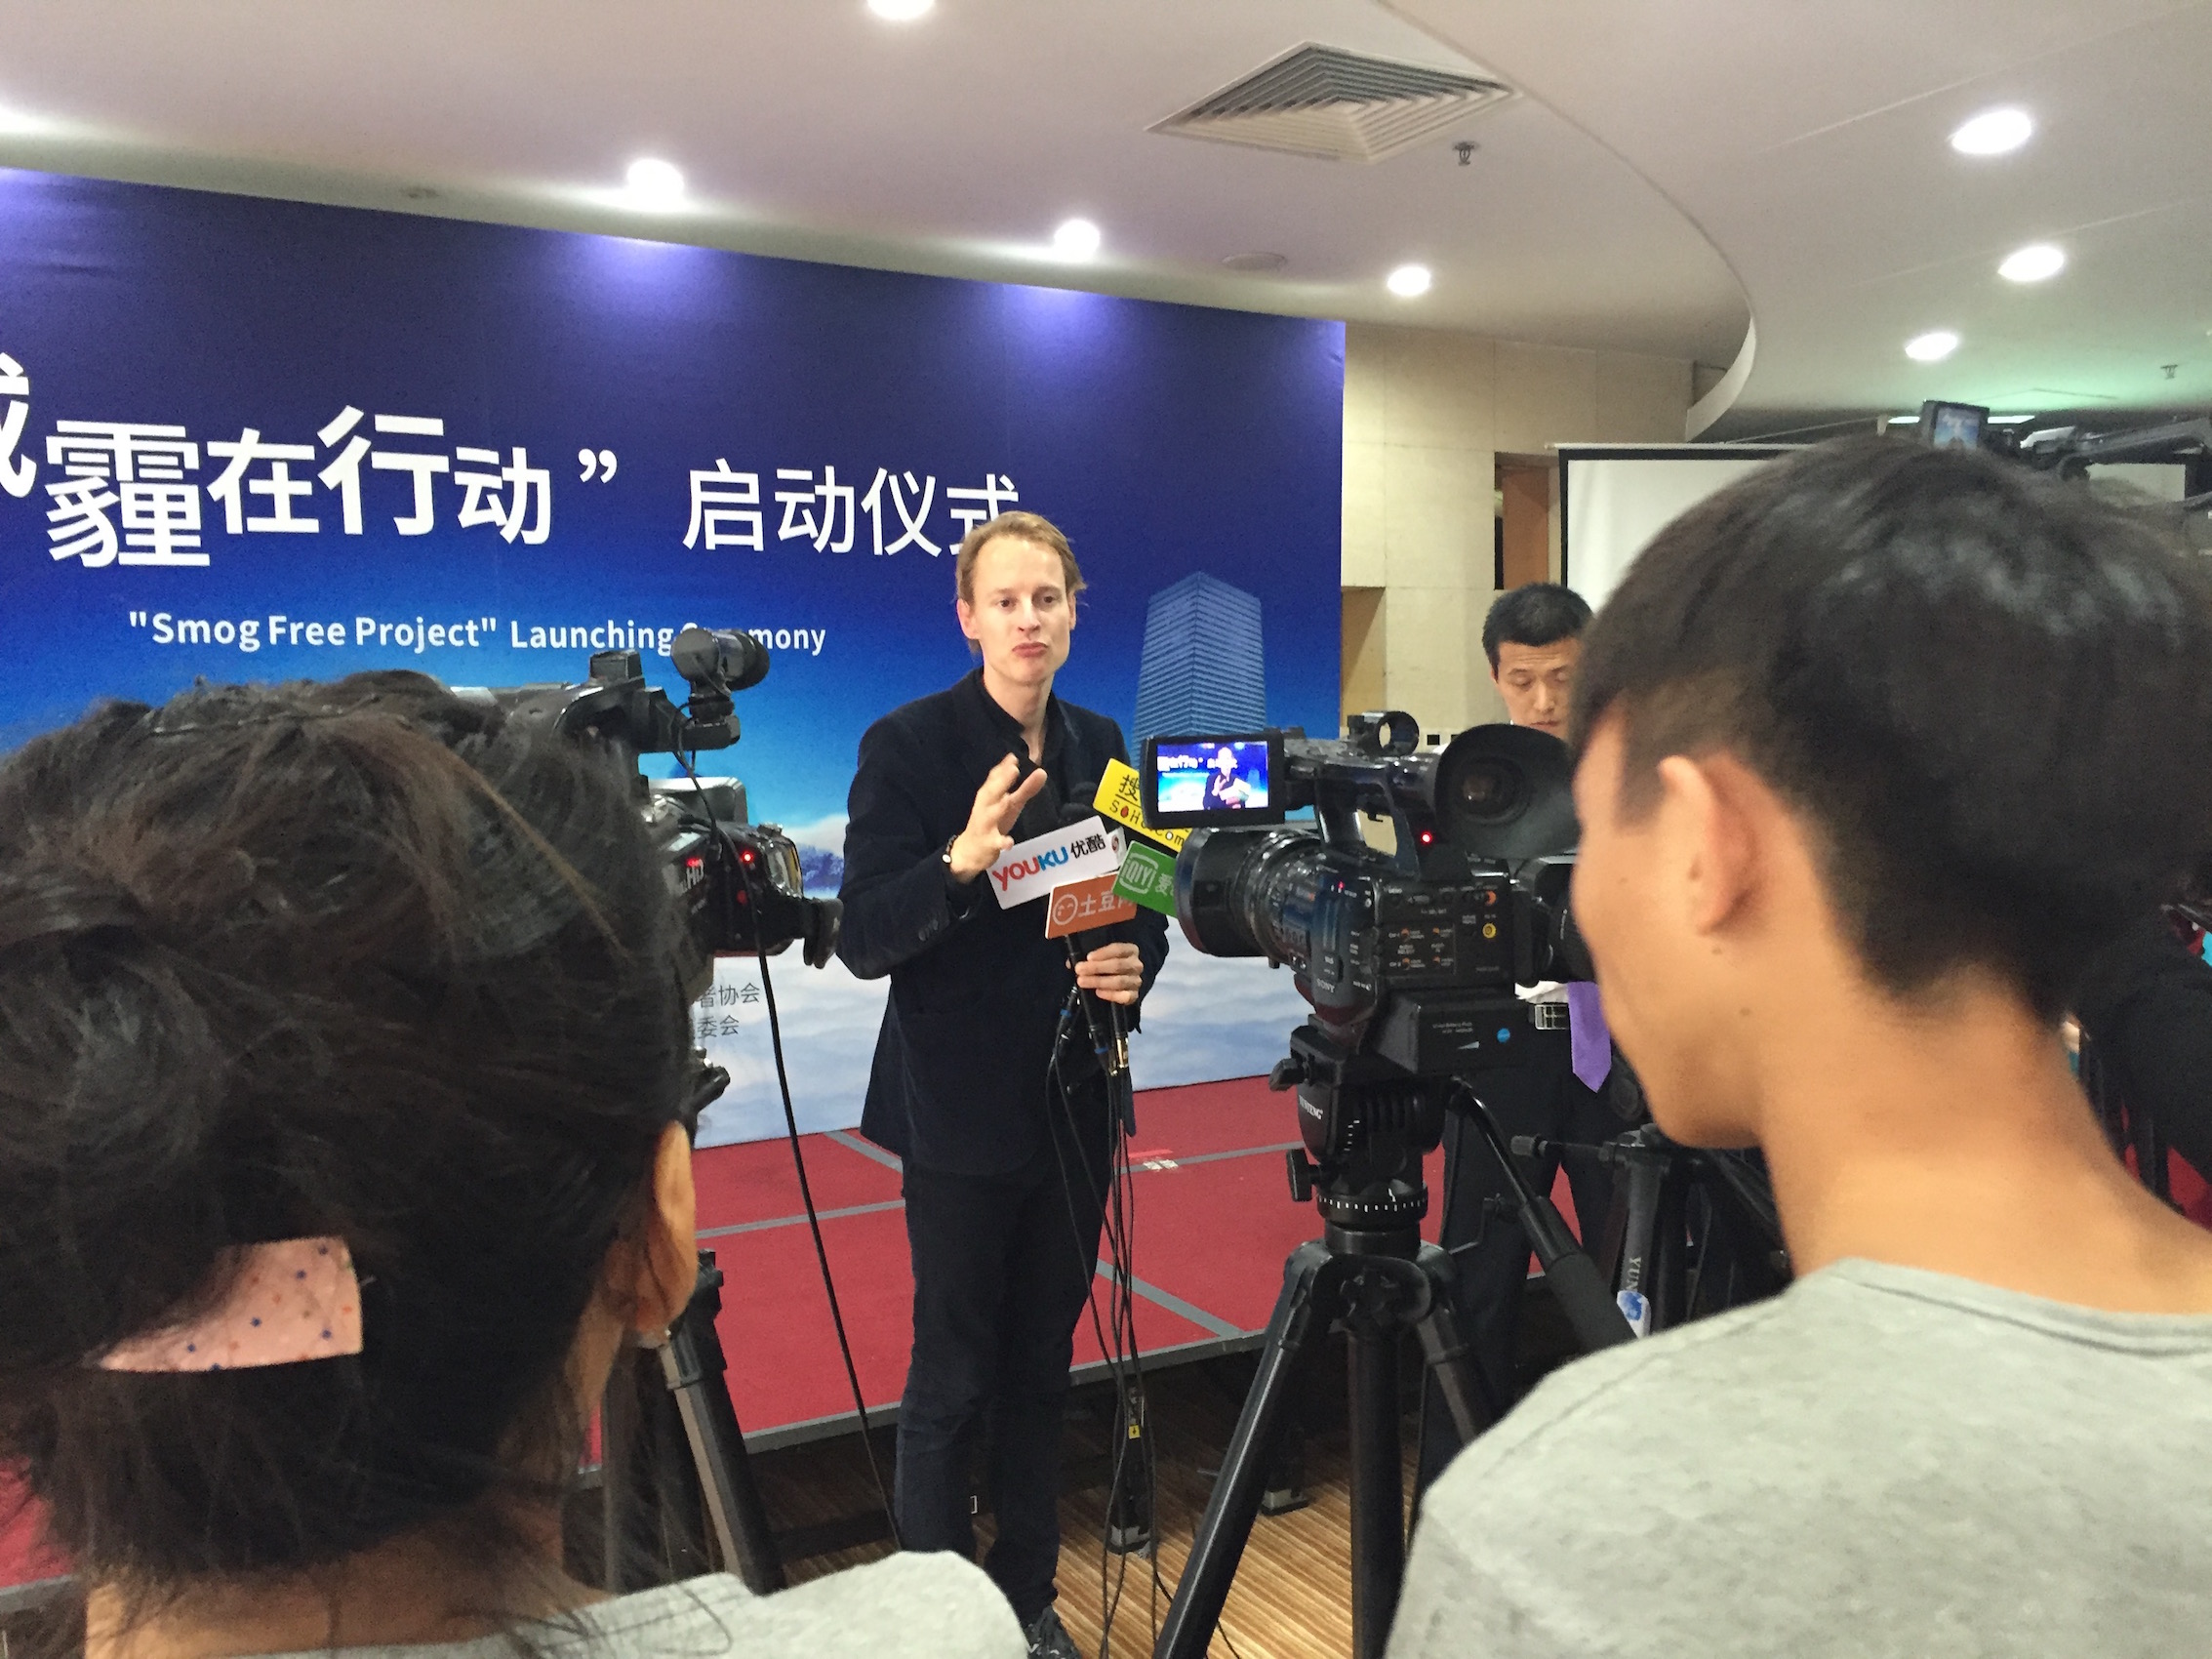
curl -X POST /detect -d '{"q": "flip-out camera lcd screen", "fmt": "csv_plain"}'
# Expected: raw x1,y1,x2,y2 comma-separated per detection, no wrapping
1142,732,1285,830
1918,400,1988,452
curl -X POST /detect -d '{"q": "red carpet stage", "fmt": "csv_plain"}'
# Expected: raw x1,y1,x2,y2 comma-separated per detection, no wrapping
693,1074,1436,1446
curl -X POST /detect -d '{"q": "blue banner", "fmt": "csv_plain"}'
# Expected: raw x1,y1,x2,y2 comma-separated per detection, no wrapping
0,169,1338,1143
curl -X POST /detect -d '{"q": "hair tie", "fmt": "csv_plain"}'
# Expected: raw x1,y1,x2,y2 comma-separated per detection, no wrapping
96,1237,363,1373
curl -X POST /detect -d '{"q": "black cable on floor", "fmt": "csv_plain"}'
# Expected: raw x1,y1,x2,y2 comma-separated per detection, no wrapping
1046,994,1149,1656
676,744,900,1550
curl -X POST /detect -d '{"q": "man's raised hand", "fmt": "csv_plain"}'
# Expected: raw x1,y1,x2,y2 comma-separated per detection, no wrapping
946,753,1049,881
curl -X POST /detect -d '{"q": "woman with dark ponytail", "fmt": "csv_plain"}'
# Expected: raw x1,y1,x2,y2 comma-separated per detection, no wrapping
0,673,1021,1659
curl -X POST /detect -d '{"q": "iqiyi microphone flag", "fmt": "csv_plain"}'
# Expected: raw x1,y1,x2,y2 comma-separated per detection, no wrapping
1091,761,1184,916
985,816,1124,909
1114,840,1178,916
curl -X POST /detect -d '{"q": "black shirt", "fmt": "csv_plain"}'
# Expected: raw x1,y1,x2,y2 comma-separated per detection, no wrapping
837,669,1171,1175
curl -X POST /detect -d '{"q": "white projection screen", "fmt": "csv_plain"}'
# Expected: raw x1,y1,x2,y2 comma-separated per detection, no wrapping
1559,446,1797,611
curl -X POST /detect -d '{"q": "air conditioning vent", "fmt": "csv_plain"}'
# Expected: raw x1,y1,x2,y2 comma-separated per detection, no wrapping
1152,43,1512,164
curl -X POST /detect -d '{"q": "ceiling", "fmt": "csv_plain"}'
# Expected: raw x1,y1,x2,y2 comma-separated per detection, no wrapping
1388,0,2212,437
0,1,1747,365
0,1,2204,440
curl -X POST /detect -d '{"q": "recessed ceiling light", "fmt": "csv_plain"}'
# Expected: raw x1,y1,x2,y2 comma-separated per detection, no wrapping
1997,242,2066,283
1052,218,1101,260
867,0,934,17
1223,251,1289,273
1950,107,2033,156
1386,263,1431,299
1905,330,1960,362
1886,415,1919,425
1987,414,2038,425
623,158,685,207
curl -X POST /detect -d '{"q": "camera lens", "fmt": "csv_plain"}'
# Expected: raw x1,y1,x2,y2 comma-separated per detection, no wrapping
1434,724,1580,860
1174,826,1328,967
1453,759,1525,824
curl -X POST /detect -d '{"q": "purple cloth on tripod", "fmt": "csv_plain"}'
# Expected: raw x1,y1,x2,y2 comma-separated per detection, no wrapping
1566,981,1613,1091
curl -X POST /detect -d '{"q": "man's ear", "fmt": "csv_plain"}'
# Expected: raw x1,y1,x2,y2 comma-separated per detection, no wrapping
955,597,980,642
612,1122,699,1336
1653,751,1761,938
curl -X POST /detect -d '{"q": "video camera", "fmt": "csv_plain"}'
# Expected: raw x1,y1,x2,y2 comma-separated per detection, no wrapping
455,627,841,1011
469,633,843,1598
1142,712,1584,1227
1145,715,1622,1658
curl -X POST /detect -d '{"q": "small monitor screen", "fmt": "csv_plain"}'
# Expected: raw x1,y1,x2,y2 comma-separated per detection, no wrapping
1154,739,1271,817
1919,400,1987,451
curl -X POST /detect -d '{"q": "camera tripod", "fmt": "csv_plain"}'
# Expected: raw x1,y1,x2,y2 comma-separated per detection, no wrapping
599,1249,787,1596
1153,1030,1634,1659
1511,1124,1789,1336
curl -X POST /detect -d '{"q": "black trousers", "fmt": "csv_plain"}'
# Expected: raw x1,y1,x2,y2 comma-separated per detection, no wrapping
1417,1029,1629,1490
895,1080,1110,1627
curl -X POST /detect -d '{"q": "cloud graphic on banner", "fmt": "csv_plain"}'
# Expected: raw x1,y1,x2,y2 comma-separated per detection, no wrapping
1129,949,1311,1091
692,954,888,1148
690,938,1307,1149
683,812,1299,1144
777,812,848,895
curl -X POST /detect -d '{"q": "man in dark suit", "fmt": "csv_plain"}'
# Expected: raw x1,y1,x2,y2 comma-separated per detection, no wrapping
838,510,1169,1659
1417,584,1642,1491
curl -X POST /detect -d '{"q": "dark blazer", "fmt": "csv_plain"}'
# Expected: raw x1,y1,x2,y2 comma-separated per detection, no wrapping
838,669,1171,1176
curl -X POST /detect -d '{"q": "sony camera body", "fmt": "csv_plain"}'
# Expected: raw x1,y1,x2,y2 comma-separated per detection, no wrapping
1146,711,1586,1075
455,627,840,1006
1143,712,1586,1208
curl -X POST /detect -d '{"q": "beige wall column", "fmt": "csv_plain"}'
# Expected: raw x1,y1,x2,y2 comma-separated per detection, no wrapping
1343,324,1691,739
1342,323,1498,739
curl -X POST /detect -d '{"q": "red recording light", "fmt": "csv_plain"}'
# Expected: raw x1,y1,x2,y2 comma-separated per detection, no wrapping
740,847,756,864
1418,830,1434,846
685,856,704,871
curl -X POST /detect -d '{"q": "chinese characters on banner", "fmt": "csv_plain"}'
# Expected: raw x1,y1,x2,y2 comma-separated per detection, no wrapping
685,462,1020,555
2,345,1023,574
20,396,552,571
691,968,765,1044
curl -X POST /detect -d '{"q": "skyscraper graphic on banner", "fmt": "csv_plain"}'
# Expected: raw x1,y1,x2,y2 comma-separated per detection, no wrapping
1133,572,1266,745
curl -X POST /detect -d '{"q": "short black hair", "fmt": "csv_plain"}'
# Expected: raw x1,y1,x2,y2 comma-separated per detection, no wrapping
1572,435,2212,1020
0,673,690,1602
1483,582,1592,669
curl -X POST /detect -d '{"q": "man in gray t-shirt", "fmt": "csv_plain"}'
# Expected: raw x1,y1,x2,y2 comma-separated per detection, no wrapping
1396,1260,2212,1657
1393,440,2212,1657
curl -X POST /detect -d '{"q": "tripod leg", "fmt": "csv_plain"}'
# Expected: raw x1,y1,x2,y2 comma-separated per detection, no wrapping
1650,1161,1688,1332
1346,1321,1403,1659
601,1344,712,1591
1154,1240,1330,1659
1459,1088,1632,1354
658,1334,786,1593
1410,1243,1494,1449
1260,1344,1312,1516
1614,1149,1665,1337
652,1255,786,1595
